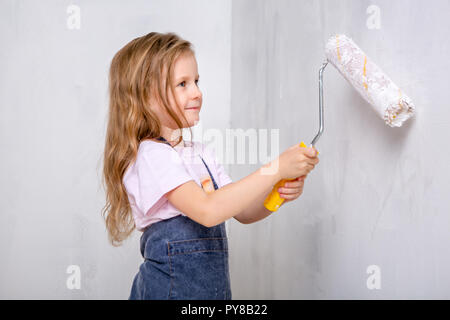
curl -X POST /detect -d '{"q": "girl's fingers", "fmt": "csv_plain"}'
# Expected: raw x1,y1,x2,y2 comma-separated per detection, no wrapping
279,179,305,195
278,186,303,194
283,180,304,188
201,176,215,194
281,190,302,199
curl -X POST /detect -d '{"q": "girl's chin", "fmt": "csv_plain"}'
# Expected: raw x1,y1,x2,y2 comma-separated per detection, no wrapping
188,115,199,121
184,117,199,127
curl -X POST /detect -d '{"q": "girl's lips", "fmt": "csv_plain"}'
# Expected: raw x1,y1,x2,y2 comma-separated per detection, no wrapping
186,107,200,110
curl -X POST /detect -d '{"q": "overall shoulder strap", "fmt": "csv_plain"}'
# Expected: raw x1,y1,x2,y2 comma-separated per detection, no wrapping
158,137,219,190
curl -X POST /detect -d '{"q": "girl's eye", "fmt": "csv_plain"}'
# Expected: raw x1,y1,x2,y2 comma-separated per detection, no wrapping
178,80,199,87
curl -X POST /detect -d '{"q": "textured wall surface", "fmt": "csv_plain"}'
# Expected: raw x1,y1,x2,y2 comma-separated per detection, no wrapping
2,0,450,299
229,0,450,299
0,0,231,299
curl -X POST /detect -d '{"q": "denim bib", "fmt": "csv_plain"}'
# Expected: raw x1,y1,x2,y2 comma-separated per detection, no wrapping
128,137,231,300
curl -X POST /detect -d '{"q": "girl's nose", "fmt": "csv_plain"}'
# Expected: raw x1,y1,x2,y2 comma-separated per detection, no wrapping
191,83,202,100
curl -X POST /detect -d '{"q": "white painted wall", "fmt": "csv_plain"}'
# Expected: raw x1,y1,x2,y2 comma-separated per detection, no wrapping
2,0,449,299
0,0,231,299
229,0,450,299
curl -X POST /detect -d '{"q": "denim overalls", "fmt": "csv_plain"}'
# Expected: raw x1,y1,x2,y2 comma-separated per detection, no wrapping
128,137,232,300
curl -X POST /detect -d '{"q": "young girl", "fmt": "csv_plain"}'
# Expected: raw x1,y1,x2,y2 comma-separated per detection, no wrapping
102,32,319,300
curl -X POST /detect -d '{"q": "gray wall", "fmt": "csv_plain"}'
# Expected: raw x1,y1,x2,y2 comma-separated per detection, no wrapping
229,0,450,299
0,0,231,299
1,0,450,299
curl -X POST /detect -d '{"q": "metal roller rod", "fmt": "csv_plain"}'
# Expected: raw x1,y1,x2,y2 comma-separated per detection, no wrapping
310,60,328,147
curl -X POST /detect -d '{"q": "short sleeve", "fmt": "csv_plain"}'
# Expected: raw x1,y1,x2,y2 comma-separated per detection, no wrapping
209,146,233,187
134,143,194,216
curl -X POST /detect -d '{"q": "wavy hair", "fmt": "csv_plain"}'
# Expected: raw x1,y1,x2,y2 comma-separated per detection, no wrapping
101,32,194,246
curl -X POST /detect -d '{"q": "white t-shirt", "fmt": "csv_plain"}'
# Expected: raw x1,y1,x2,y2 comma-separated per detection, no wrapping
123,139,233,231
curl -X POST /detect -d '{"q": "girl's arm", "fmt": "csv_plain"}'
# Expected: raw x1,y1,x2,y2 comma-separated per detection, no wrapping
232,184,273,224
166,159,281,228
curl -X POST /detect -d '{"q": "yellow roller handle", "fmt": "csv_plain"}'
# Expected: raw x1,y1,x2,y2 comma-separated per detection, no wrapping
263,141,318,212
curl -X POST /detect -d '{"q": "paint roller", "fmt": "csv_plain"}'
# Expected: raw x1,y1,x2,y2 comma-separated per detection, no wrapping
264,34,415,212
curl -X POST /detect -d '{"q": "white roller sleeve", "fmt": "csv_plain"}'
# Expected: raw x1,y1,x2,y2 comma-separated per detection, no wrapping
325,34,415,127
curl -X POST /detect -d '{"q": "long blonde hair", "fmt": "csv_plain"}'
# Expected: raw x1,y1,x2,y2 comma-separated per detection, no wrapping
101,32,194,246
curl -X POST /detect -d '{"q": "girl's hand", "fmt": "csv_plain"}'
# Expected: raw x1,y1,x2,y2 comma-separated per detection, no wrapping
278,175,306,204
277,144,318,180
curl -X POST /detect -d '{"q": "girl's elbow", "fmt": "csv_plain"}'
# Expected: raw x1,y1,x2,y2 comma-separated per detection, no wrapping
201,196,216,228
202,196,227,228
203,215,219,228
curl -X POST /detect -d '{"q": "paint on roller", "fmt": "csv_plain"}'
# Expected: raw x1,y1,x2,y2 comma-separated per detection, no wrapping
363,55,368,91
325,34,415,127
336,34,342,62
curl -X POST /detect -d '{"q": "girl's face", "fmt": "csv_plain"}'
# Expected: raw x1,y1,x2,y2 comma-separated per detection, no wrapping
152,51,202,130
